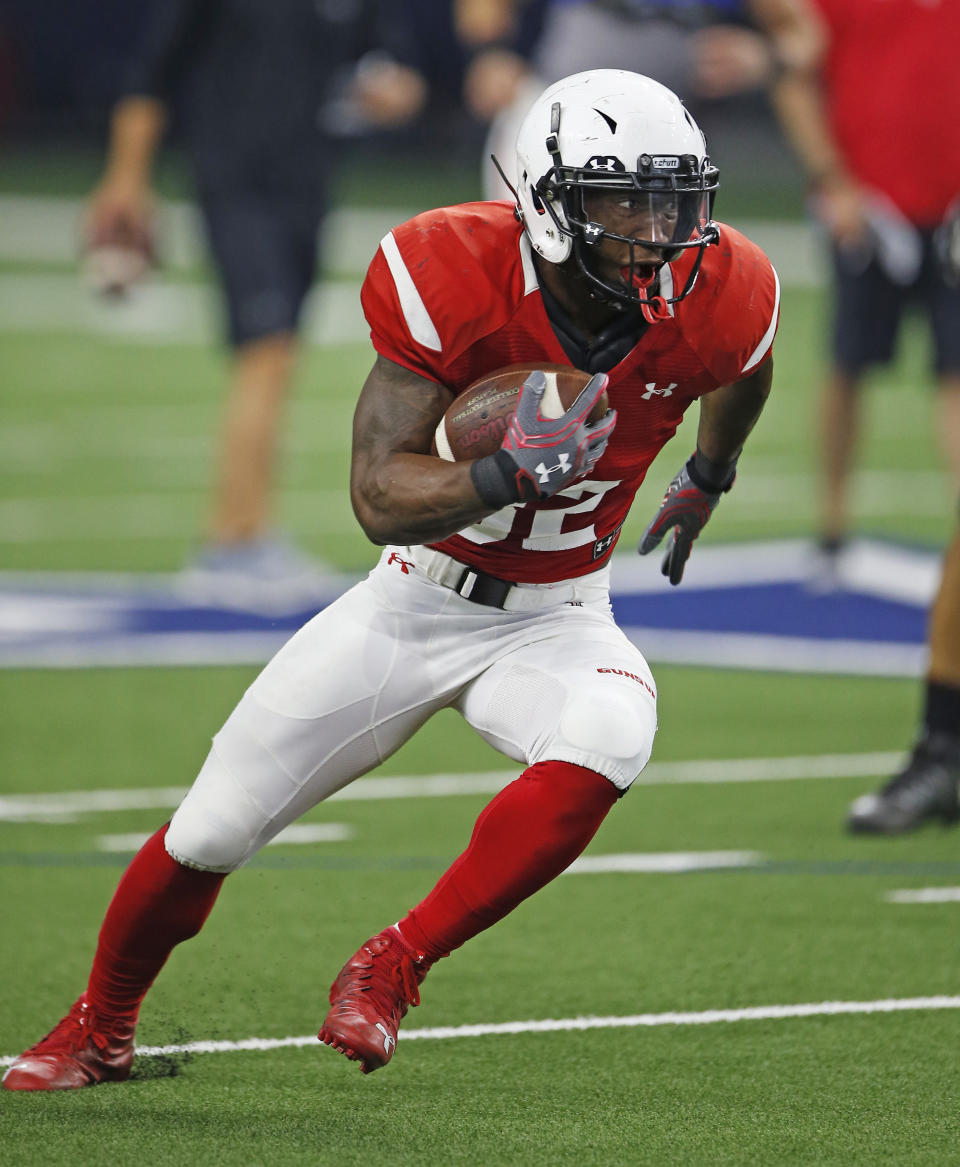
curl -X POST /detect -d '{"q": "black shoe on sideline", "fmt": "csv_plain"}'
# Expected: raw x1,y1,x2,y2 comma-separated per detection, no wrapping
847,732,960,835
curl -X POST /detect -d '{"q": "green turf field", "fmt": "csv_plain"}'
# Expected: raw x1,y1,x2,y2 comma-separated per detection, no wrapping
2,668,959,1165
1,179,959,1164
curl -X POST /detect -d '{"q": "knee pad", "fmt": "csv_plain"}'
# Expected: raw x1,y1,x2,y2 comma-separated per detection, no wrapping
165,749,264,873
550,689,657,791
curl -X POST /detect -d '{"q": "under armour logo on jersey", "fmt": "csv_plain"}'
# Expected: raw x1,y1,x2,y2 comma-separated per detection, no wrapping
593,519,624,559
375,1023,396,1055
535,453,571,483
641,382,677,400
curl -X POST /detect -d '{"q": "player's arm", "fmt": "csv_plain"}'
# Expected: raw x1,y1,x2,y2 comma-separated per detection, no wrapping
85,0,204,276
750,0,867,247
638,359,773,584
350,356,494,546
350,355,615,546
85,97,166,274
90,0,203,202
100,97,167,189
696,358,774,472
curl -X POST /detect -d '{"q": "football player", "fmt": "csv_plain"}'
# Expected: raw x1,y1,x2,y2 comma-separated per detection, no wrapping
3,70,778,1089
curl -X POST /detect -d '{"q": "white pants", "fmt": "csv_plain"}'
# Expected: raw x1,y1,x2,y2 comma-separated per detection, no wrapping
166,547,659,872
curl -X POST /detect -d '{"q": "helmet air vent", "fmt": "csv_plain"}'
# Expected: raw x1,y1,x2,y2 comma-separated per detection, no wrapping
594,108,618,133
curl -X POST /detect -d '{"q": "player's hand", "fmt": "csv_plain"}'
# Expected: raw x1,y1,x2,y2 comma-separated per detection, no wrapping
350,58,428,127
85,179,155,255
638,454,734,585
463,49,530,121
471,371,617,506
83,179,157,296
811,175,870,251
691,26,773,98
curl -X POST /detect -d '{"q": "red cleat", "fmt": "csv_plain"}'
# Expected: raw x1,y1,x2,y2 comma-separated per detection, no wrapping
2,996,136,1091
318,929,429,1073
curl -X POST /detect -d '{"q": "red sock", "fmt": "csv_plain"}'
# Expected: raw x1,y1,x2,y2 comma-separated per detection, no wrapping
86,824,225,1021
398,761,618,962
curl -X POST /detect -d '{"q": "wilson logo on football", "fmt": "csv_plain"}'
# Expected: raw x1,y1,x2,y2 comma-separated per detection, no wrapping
460,417,508,451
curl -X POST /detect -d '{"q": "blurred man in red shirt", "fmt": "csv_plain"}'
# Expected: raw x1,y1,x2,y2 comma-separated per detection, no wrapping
771,0,960,831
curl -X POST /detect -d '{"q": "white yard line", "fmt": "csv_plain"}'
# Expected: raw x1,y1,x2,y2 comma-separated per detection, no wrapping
0,198,822,286
3,995,957,1068
0,490,355,541
97,823,353,852
885,888,960,904
90,840,762,870
0,429,349,466
566,851,763,874
0,272,368,346
0,752,904,822
0,473,950,545
0,197,411,274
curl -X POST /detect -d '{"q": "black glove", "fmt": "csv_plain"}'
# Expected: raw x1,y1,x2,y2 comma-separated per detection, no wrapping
638,451,736,585
471,370,617,507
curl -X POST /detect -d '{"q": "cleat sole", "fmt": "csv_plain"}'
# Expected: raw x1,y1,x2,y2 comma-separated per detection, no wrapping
317,1027,384,1073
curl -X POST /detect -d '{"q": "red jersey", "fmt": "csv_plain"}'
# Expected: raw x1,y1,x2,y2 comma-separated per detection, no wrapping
361,201,779,584
811,0,960,225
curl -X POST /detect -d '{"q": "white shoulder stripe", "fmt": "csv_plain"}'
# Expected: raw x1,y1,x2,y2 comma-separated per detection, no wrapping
379,231,442,352
741,265,781,373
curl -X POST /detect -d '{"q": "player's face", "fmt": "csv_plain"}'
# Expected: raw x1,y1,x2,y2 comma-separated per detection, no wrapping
578,188,682,293
582,189,680,248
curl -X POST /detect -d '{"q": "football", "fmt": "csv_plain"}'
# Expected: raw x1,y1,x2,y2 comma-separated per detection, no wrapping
432,364,608,462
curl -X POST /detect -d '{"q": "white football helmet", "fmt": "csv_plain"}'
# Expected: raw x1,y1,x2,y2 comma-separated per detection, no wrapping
513,69,719,313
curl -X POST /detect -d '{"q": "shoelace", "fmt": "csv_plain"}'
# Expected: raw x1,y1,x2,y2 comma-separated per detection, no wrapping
25,1001,110,1056
394,954,422,1012
339,943,422,1020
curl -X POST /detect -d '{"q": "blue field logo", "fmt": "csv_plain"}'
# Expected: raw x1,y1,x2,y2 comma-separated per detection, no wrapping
0,539,937,676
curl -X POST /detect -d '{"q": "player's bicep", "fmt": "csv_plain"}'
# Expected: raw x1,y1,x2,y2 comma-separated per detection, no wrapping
352,355,454,462
348,357,498,546
717,358,774,410
697,358,774,462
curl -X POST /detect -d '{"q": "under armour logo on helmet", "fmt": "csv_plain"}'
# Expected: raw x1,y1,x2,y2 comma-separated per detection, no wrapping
584,156,625,171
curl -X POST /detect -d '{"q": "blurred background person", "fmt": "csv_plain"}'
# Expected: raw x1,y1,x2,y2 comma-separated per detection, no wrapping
474,0,820,198
846,527,960,833
766,0,960,560
456,0,547,135
85,0,426,610
762,0,960,830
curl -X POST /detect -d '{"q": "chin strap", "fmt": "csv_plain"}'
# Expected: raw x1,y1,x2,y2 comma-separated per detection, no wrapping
636,227,719,323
